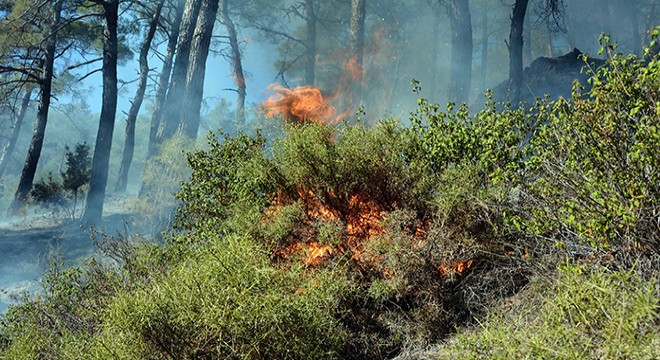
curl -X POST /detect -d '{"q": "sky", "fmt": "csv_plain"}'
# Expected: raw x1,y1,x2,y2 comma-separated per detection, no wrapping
81,29,281,119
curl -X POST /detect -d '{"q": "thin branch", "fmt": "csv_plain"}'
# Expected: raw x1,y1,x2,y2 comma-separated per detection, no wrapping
65,57,103,72
77,68,102,82
253,25,306,47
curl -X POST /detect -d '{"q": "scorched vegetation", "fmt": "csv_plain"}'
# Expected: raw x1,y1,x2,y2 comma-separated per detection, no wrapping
0,37,659,359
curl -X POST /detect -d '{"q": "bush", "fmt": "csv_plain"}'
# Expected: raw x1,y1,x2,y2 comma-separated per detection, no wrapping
28,143,91,219
89,234,348,359
133,135,194,235
3,37,659,359
438,263,660,360
514,36,660,253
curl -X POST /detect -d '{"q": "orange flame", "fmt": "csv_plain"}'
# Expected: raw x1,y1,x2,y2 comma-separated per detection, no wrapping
262,84,338,124
438,259,474,277
344,56,365,83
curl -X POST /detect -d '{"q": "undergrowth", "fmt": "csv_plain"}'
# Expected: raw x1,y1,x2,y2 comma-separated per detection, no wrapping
1,35,659,359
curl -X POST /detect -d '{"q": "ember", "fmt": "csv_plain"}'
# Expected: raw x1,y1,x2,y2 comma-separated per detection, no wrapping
438,259,474,277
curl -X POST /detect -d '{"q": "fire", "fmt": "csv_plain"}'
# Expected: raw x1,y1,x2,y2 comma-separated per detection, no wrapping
261,55,369,125
262,84,338,124
344,56,365,83
267,185,476,280
304,243,334,266
438,259,475,277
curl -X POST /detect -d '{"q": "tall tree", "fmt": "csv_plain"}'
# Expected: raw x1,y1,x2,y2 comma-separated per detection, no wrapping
349,0,366,104
83,0,119,223
506,0,529,105
115,0,165,193
219,0,247,124
447,0,473,103
0,88,32,180
303,0,317,85
157,0,202,143
8,0,64,215
478,2,488,91
147,0,185,159
178,0,220,138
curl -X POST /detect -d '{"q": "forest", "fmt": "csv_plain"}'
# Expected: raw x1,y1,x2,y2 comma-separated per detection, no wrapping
0,0,658,359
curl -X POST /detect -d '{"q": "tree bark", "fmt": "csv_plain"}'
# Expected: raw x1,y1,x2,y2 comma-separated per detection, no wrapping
447,0,473,104
349,0,366,104
304,0,317,86
178,0,220,139
523,9,532,65
8,0,63,215
479,5,488,92
158,0,202,143
116,0,165,193
219,0,246,125
628,4,640,56
83,0,119,224
0,89,32,180
429,5,440,100
148,0,185,159
507,0,529,106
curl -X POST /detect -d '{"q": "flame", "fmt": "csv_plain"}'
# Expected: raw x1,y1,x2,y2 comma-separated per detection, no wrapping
344,56,365,83
267,185,477,279
438,259,474,277
268,186,386,268
261,55,369,125
262,84,338,124
231,70,245,88
304,243,334,266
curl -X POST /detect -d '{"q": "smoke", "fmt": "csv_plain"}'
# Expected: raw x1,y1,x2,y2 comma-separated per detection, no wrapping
2,0,657,315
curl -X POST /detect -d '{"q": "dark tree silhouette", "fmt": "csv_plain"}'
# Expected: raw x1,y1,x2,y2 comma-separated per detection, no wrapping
8,0,64,215
115,0,166,193
83,0,119,223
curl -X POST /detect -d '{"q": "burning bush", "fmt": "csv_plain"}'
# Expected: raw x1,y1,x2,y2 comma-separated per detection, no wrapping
172,118,526,357
5,42,659,358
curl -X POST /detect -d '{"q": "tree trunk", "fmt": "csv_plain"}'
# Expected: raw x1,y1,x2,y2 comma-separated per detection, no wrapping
304,0,317,86
429,5,440,100
349,0,366,105
158,0,202,143
507,0,529,106
219,0,246,125
565,6,577,50
116,0,165,193
178,0,220,139
523,9,532,65
148,0,185,159
447,0,473,104
8,0,63,216
0,89,32,180
83,0,119,224
628,4,640,56
602,1,612,37
479,5,488,92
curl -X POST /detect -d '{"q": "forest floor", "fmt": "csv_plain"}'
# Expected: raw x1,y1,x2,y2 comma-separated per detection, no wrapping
0,196,136,313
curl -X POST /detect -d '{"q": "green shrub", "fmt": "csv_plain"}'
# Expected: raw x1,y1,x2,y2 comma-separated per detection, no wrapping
134,135,194,234
175,131,275,235
515,36,660,252
0,256,115,359
88,234,348,359
28,143,91,219
439,263,660,360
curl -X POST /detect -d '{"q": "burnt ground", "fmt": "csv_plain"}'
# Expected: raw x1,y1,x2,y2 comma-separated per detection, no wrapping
0,203,134,314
